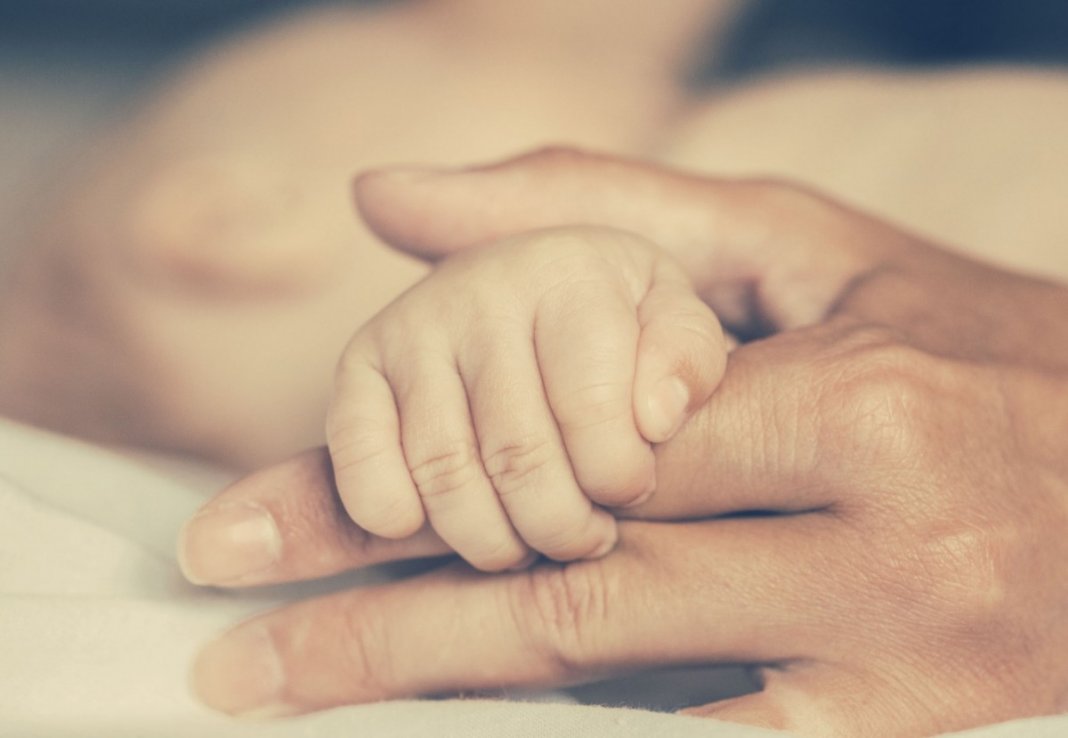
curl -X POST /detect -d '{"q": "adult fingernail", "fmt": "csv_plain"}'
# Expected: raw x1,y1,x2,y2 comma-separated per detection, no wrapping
646,376,690,442
178,502,282,585
192,624,297,718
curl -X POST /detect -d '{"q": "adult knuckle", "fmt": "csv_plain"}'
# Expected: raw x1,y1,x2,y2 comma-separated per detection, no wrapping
926,524,1015,617
408,440,482,500
509,563,611,673
482,437,554,497
876,517,1021,652
818,329,942,469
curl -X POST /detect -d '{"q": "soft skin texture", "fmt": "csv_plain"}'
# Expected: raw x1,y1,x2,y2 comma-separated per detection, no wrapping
326,227,725,568
180,150,1068,736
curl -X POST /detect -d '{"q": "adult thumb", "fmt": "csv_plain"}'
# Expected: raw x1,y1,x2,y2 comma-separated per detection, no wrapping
353,147,876,333
354,148,723,264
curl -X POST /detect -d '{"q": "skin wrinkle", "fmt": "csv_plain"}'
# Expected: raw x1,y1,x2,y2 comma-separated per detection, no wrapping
481,437,556,497
510,563,609,677
406,439,484,501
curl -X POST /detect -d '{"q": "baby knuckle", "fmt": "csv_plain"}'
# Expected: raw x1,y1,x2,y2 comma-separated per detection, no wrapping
482,437,554,497
408,440,482,500
555,382,629,430
520,231,618,284
509,563,611,673
326,418,390,475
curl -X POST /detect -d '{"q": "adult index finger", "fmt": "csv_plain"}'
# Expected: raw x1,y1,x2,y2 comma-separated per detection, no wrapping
178,448,449,587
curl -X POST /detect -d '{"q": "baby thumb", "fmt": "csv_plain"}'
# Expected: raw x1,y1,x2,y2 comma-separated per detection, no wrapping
634,271,728,444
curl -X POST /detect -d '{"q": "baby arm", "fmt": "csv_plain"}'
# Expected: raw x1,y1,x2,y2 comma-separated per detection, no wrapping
325,227,728,571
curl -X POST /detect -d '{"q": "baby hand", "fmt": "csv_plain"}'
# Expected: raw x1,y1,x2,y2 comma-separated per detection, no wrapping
326,227,727,570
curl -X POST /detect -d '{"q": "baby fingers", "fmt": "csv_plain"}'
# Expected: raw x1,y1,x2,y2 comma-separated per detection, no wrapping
326,350,425,539
458,324,620,562
329,338,532,571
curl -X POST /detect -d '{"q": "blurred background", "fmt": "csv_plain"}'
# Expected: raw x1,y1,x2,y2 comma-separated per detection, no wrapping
4,0,1068,73
2,0,1068,272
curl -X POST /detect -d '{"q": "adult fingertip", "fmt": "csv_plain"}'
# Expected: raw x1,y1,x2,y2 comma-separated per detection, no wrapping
353,162,496,215
192,623,299,718
178,501,282,586
353,166,442,199
353,165,476,259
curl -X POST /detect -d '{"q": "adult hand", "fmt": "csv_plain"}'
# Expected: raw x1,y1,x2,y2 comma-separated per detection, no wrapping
179,149,1068,736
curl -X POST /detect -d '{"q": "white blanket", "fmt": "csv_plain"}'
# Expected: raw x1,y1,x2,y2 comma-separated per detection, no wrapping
1,417,1066,737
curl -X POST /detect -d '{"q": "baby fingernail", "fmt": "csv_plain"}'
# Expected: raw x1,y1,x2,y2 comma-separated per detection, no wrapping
586,519,619,560
178,502,282,585
193,624,296,718
587,535,618,560
625,482,656,509
647,377,690,441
